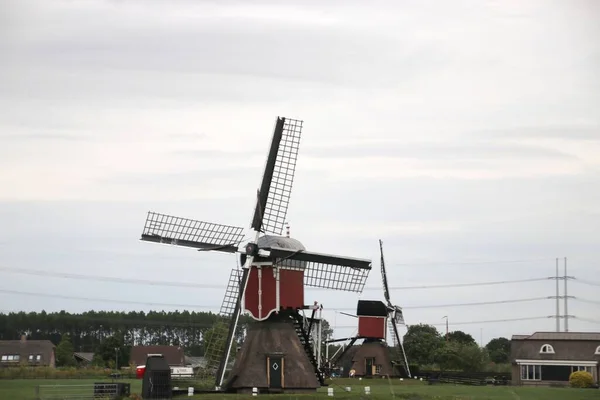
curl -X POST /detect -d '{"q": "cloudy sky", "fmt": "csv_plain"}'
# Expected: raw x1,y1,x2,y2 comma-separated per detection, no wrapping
1,0,599,345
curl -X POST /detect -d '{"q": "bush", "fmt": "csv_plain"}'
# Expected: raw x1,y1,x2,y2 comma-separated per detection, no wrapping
569,370,593,388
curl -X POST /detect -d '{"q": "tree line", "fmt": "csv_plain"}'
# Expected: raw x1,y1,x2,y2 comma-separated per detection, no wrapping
0,309,335,367
0,310,252,356
402,323,511,371
0,311,509,371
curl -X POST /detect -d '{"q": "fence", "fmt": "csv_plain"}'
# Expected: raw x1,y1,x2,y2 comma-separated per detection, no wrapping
422,371,511,386
35,382,130,400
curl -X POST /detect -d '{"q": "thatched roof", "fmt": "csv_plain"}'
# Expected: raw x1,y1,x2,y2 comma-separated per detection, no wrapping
226,320,319,392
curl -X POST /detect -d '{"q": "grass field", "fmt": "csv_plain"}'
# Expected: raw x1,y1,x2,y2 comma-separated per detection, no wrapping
0,377,598,399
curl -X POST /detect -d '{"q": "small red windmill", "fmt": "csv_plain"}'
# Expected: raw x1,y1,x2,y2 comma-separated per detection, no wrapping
140,117,372,393
326,240,411,378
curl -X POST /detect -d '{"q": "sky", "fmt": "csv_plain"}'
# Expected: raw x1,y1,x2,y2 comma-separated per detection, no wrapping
0,0,599,346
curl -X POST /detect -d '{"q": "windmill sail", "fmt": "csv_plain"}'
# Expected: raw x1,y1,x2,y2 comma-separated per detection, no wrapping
272,247,372,293
379,239,392,306
251,117,302,235
141,212,245,253
379,239,411,378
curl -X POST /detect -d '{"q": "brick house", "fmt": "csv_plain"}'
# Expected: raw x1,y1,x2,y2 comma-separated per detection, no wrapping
510,332,600,386
0,336,56,368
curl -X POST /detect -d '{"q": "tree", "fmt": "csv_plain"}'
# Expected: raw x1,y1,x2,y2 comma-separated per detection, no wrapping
447,330,476,346
485,337,510,364
434,341,489,372
403,324,444,366
319,318,333,342
55,334,76,367
95,335,130,369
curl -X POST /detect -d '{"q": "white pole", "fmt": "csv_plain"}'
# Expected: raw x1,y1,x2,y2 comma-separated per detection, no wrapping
317,305,323,369
564,257,568,332
555,257,560,332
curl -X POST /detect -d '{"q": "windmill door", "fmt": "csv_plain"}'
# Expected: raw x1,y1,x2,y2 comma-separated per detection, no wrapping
365,358,375,377
267,356,284,389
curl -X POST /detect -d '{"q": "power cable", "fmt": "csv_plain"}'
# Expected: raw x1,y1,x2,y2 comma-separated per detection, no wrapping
0,289,220,310
402,296,549,309
330,316,551,329
0,308,553,329
575,316,600,324
0,266,224,289
392,258,555,266
573,278,600,288
0,288,558,312
0,266,553,291
572,297,600,306
328,297,552,312
382,277,551,290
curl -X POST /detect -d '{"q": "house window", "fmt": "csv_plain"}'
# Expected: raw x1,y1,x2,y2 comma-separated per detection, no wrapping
595,346,600,355
0,356,6,361
539,344,555,354
572,366,592,374
28,355,34,361
1,354,20,362
36,354,41,361
375,365,382,374
520,365,541,380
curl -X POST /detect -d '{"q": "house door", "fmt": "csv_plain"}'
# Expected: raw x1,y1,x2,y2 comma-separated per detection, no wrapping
268,356,284,389
365,358,375,377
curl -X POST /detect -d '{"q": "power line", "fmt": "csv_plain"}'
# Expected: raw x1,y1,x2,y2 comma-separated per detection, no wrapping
332,316,552,329
0,289,220,310
329,297,552,311
0,307,554,330
572,297,600,306
0,267,224,289
380,277,551,290
392,258,555,266
0,288,559,314
423,316,551,327
573,278,600,288
575,316,600,325
1,266,552,291
402,297,549,310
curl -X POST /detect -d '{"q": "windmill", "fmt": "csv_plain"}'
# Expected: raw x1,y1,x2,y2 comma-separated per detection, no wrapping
139,117,372,393
325,239,411,378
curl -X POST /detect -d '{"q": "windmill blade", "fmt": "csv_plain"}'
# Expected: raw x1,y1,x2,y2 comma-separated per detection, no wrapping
390,316,411,378
270,247,372,292
141,211,245,253
394,306,405,325
379,239,392,306
251,117,302,236
339,312,358,318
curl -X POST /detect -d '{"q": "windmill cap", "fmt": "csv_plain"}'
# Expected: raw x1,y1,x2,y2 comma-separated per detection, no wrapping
257,235,306,251
356,300,388,317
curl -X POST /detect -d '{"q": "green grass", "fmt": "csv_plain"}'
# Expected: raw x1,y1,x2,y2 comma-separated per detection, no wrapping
0,377,598,399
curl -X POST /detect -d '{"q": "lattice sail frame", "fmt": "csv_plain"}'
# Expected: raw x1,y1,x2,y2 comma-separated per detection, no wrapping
277,258,371,293
141,211,245,252
259,118,302,236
